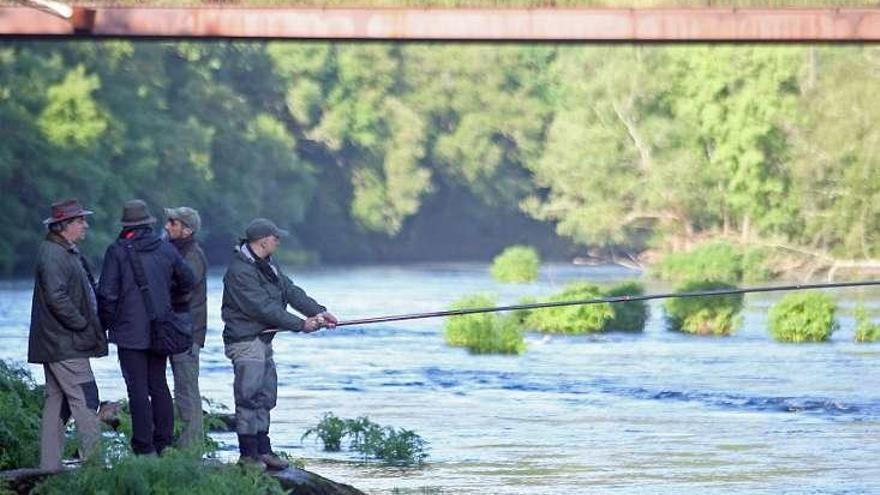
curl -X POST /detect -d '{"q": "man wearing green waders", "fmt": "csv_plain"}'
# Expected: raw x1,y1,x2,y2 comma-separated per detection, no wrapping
221,218,337,470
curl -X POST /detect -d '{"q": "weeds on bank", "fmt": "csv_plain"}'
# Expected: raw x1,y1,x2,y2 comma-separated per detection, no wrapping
303,413,429,465
0,361,43,470
769,292,838,343
651,241,773,284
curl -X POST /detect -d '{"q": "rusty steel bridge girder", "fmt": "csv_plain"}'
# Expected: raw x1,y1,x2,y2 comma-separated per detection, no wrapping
1,6,880,40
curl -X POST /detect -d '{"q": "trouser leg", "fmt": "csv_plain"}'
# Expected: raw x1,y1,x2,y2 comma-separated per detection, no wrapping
119,349,154,455
41,359,100,469
226,339,274,458
257,350,278,455
40,365,66,471
171,344,203,450
147,352,173,454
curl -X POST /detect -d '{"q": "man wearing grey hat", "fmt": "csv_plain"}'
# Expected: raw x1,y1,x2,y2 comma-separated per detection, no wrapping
29,199,107,470
222,218,337,470
164,206,208,451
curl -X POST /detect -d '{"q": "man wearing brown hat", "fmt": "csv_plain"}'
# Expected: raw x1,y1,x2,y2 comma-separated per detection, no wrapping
222,218,337,469
97,199,194,456
164,206,208,450
28,199,108,470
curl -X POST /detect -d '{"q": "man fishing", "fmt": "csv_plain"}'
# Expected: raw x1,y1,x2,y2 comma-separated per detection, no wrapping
221,218,337,470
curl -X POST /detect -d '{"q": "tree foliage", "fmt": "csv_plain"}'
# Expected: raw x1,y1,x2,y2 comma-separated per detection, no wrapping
1,42,877,274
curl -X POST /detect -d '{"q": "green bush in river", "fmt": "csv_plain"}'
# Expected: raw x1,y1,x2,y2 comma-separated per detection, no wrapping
524,283,614,334
854,304,880,343
0,360,44,470
303,413,429,466
444,295,526,354
490,245,541,283
769,292,838,343
601,281,649,332
651,241,772,283
32,449,286,495
664,280,744,336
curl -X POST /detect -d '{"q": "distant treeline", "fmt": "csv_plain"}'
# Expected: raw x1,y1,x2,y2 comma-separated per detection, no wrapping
0,42,877,275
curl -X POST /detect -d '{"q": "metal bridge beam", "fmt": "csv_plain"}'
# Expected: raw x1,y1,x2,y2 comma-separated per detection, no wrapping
2,6,880,40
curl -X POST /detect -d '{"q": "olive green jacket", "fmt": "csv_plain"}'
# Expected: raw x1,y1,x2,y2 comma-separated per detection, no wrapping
221,243,325,345
28,233,108,363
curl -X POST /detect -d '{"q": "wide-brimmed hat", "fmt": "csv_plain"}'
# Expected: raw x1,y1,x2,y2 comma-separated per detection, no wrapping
245,218,289,242
164,206,201,234
43,199,94,225
120,199,157,227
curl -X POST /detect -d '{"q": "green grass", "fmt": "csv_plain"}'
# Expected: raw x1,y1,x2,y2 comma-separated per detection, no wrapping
768,292,838,343
32,449,287,495
664,280,744,336
854,304,880,343
523,283,613,334
0,361,43,470
490,245,541,284
444,294,526,354
303,413,429,465
602,281,649,332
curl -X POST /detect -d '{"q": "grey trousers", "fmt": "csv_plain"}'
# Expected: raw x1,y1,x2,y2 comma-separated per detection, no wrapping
170,343,203,450
40,359,100,470
224,338,277,435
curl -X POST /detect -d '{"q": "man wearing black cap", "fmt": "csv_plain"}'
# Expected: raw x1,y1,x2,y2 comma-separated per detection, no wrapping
28,199,108,470
97,199,194,456
222,218,337,470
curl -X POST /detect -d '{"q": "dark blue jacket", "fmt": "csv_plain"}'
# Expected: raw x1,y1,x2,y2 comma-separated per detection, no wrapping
97,228,194,350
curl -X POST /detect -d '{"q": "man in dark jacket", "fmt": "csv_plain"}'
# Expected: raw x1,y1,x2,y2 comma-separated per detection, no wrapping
222,218,337,470
28,199,108,471
164,206,208,450
97,200,194,456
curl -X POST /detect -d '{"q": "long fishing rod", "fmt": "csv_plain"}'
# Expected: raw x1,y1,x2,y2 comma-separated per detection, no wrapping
262,280,880,334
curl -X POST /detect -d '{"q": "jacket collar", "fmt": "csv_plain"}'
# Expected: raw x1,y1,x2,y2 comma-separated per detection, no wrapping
46,231,78,253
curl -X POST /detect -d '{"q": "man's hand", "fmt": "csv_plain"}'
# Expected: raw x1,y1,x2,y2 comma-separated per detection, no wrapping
319,311,339,329
302,316,323,333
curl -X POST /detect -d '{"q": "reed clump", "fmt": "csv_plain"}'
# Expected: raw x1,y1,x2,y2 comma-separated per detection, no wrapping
490,245,541,283
769,292,838,343
444,294,526,354
664,280,744,336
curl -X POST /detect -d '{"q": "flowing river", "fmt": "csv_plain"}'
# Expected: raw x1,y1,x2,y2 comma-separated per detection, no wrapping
1,263,878,494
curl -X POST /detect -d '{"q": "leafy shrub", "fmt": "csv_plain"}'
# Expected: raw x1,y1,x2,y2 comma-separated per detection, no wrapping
490,245,540,283
32,449,286,495
854,304,880,343
301,412,347,451
303,414,429,465
444,295,526,354
523,283,613,334
652,241,772,283
664,280,744,336
769,292,838,343
602,281,649,332
0,360,43,470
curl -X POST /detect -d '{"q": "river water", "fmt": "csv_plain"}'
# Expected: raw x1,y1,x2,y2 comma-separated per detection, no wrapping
1,263,879,494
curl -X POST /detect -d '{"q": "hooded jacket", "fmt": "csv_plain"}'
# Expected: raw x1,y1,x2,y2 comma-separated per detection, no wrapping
97,228,194,350
28,232,108,363
221,243,325,345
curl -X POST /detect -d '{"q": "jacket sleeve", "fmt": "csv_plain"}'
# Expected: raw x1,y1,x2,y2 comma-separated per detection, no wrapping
282,274,326,318
169,247,195,311
225,269,305,331
187,248,208,332
97,245,122,331
39,251,88,331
